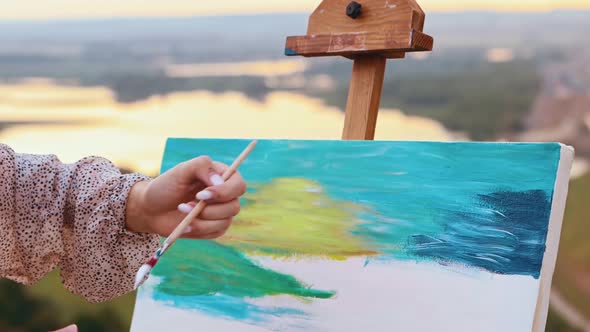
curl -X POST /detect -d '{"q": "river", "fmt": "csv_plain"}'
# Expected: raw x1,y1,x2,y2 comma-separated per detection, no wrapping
0,80,462,175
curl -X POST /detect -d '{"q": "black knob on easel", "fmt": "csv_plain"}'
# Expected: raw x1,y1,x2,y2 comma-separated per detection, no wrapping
346,1,362,19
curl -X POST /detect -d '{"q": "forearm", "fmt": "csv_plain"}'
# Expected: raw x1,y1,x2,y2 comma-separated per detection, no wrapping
125,179,153,234
0,144,160,302
60,158,160,302
0,145,68,285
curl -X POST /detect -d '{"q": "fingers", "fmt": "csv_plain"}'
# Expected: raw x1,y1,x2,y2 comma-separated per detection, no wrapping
180,199,240,220
175,199,238,239
155,157,245,240
177,201,197,214
206,199,241,220
176,158,246,204
182,218,232,239
178,156,221,187
196,168,246,203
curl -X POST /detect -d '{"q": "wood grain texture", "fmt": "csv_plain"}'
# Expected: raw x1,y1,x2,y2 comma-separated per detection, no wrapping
283,0,434,143
285,30,432,57
342,56,386,140
285,0,432,58
307,0,424,35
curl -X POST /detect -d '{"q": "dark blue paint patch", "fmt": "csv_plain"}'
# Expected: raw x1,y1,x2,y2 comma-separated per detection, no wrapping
407,190,552,279
284,48,299,56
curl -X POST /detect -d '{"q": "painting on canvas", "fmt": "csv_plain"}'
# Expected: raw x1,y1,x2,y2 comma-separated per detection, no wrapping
130,139,573,332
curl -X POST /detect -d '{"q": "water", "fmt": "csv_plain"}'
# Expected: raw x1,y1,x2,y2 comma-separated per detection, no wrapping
0,81,459,175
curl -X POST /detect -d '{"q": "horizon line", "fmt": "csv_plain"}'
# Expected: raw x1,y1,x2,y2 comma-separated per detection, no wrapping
0,8,588,23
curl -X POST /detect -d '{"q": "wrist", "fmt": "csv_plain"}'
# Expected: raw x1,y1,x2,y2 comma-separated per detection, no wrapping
125,180,153,234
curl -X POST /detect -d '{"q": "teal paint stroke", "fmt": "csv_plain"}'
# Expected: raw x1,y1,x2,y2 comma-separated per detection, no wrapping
151,239,333,324
152,139,562,324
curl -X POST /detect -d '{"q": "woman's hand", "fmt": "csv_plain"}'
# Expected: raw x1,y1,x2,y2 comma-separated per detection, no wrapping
125,156,247,239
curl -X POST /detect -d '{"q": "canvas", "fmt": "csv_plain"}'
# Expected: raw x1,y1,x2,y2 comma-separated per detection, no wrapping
130,139,574,332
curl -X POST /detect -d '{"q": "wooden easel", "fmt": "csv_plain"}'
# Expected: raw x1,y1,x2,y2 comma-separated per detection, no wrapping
285,0,433,140
285,4,556,332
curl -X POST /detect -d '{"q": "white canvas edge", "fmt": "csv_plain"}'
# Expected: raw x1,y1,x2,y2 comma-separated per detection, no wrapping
532,143,575,331
129,141,575,332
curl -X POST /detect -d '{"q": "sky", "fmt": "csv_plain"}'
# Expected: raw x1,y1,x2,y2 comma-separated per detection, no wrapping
0,0,588,20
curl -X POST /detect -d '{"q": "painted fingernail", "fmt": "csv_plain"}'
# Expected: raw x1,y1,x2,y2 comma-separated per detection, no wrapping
196,190,213,200
210,173,224,186
177,203,193,214
183,226,193,234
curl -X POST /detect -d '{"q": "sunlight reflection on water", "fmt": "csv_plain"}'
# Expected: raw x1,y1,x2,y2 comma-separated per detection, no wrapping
165,59,308,78
0,81,462,175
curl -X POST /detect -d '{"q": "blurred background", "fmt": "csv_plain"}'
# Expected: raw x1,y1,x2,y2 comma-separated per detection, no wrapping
0,0,589,331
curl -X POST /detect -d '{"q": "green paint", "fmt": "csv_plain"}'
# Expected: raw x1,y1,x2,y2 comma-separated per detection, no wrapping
153,239,334,299
221,178,376,259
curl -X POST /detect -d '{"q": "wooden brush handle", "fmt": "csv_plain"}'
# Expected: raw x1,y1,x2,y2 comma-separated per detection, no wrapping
164,140,257,246
166,200,208,244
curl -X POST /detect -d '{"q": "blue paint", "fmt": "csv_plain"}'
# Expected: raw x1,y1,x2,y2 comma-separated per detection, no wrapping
151,139,563,323
407,189,551,278
284,48,299,56
160,139,561,279
152,292,308,325
149,238,333,324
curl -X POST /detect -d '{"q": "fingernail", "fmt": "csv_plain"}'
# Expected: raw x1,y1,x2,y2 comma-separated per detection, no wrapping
210,173,224,186
196,190,213,200
183,226,193,234
177,203,193,214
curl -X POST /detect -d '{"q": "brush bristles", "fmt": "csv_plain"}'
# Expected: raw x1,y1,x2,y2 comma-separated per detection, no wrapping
134,264,152,290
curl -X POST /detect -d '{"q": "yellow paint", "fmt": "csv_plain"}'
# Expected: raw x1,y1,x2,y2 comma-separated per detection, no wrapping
221,178,376,259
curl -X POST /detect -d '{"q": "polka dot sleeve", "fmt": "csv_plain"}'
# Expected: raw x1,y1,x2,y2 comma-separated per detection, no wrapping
0,144,160,303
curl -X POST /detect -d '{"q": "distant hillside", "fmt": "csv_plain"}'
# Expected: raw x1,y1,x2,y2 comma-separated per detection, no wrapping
0,11,589,61
0,11,587,141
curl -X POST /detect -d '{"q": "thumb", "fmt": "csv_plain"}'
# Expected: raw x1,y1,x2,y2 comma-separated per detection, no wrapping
51,324,78,332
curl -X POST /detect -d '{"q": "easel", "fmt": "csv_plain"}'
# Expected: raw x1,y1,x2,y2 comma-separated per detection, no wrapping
284,0,433,140
284,3,555,332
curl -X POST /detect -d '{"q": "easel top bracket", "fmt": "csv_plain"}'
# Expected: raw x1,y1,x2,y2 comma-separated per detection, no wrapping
285,0,433,59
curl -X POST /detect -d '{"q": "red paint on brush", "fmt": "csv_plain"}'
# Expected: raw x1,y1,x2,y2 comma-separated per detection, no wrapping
147,257,158,267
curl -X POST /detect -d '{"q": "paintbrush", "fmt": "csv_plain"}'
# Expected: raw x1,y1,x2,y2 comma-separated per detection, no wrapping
133,140,258,289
